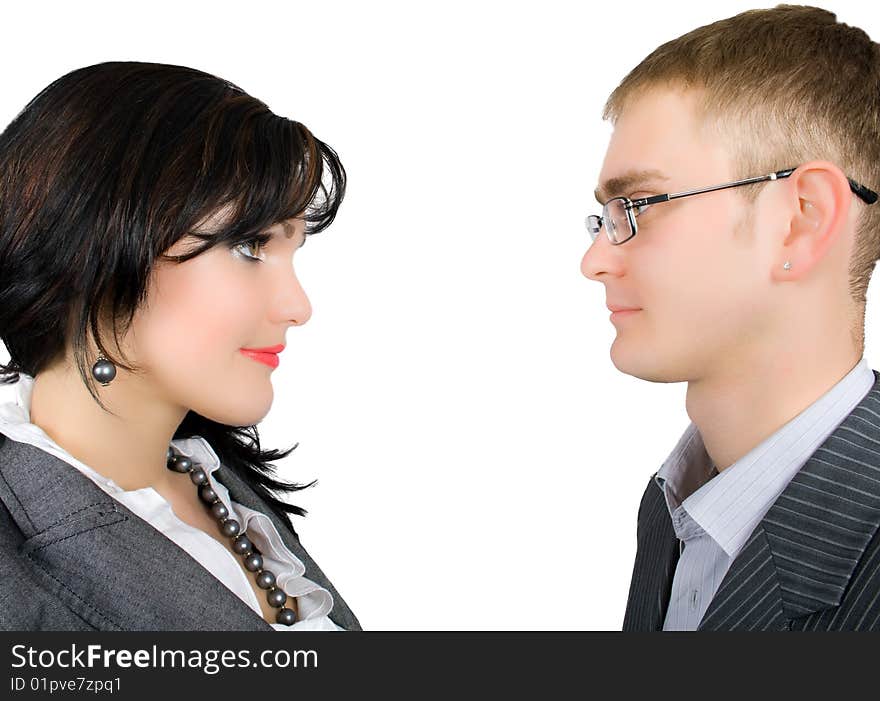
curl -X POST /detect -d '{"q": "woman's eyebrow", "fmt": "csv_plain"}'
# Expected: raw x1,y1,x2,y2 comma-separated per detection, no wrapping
278,220,306,248
280,220,296,239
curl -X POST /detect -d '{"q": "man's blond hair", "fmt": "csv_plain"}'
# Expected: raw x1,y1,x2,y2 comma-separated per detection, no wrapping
603,4,880,352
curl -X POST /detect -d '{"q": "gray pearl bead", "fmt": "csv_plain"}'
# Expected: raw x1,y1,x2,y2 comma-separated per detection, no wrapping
256,570,276,589
91,358,116,385
276,608,296,625
220,518,240,537
267,587,287,607
163,445,302,625
169,455,192,473
232,535,253,555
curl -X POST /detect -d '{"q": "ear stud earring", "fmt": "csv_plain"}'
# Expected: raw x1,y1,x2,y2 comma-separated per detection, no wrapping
783,261,792,270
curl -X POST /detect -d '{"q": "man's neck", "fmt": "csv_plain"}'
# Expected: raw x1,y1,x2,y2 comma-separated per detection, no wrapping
685,347,863,472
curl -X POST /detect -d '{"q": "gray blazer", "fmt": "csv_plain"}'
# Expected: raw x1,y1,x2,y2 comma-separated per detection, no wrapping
623,369,880,631
0,432,361,631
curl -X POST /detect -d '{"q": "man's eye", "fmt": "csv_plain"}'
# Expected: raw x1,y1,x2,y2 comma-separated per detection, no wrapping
629,195,654,218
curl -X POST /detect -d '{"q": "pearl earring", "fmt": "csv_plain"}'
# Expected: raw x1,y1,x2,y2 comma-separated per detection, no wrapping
91,353,117,386
783,261,792,270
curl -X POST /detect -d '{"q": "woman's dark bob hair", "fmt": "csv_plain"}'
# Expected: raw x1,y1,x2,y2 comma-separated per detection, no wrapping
0,61,346,530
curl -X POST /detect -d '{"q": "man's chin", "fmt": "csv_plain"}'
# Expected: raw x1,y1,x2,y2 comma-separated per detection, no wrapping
609,345,682,384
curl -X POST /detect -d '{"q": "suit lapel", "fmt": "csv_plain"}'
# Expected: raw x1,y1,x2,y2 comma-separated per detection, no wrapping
0,433,275,631
622,476,681,630
699,370,880,630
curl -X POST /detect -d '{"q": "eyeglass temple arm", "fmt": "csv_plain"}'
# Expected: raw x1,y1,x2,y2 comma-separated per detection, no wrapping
631,169,795,207
630,168,878,207
848,178,879,205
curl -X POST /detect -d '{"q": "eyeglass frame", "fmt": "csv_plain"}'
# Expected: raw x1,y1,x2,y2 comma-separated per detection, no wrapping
586,166,879,245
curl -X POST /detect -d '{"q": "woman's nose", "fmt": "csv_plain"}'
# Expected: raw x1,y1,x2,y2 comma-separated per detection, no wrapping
281,270,312,326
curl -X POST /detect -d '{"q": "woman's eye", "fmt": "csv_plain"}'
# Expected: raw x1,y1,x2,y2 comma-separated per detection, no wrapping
233,233,271,262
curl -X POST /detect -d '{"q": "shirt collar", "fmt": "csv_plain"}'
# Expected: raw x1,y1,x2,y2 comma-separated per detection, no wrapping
655,422,716,515
655,356,874,558
0,372,222,494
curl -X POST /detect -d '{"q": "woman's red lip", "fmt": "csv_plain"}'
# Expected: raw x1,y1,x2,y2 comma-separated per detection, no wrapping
239,349,280,369
240,344,285,353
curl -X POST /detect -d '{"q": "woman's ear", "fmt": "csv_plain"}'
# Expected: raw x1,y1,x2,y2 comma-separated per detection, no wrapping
772,161,851,281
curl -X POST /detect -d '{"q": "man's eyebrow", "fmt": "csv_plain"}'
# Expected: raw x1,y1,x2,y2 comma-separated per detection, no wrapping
594,169,670,204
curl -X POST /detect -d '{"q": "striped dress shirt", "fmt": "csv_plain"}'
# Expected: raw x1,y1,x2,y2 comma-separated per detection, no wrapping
655,356,874,630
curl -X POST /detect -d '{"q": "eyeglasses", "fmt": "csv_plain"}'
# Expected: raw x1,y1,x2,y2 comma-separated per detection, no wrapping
586,167,879,245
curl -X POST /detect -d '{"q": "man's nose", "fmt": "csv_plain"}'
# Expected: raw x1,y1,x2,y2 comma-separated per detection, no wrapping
580,232,622,281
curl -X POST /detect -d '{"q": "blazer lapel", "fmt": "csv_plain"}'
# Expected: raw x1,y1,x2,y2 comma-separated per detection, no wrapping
699,370,880,630
0,434,273,631
622,476,681,631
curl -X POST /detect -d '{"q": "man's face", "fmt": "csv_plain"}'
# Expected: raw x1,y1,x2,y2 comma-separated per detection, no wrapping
581,87,774,384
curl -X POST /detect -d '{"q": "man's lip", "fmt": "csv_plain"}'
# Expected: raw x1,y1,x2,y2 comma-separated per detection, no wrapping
240,344,285,353
606,305,642,312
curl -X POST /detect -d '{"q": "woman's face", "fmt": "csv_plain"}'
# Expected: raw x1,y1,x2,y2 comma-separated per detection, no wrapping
121,210,311,427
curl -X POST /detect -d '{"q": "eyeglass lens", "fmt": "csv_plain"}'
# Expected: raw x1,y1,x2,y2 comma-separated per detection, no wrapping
587,198,633,244
605,199,632,243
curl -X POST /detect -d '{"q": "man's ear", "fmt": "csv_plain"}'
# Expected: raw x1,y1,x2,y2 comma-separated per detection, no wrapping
772,160,851,282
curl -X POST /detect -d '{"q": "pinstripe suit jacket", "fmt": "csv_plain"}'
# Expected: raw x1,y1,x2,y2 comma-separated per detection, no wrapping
623,370,880,631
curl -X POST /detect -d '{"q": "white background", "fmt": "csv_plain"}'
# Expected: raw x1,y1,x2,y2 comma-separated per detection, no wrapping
2,0,879,629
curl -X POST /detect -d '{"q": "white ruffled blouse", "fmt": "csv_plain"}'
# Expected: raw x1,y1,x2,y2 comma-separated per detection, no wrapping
0,372,341,631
